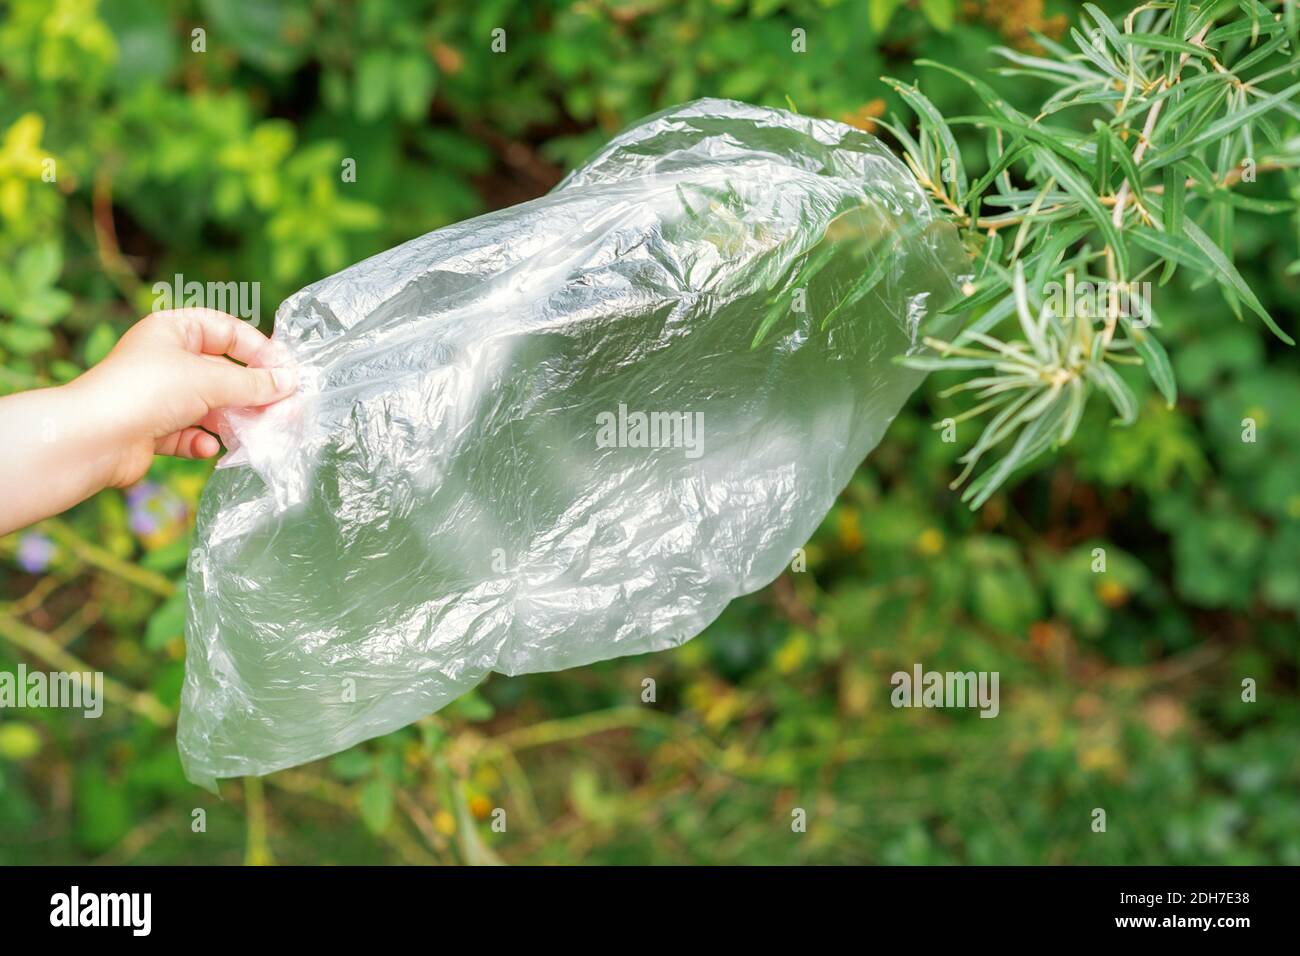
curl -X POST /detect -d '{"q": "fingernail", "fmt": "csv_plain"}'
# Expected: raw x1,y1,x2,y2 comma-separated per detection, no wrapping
272,367,298,393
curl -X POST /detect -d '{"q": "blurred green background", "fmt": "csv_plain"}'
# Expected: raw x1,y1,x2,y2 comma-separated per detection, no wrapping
1,0,1297,865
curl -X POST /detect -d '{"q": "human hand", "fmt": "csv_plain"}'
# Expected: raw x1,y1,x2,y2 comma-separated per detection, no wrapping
0,309,297,536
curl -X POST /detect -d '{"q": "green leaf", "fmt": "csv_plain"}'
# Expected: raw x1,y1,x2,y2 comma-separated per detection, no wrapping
967,141,1029,211
963,389,1070,508
948,115,1095,179
1159,164,1185,282
0,323,55,356
1094,120,1144,206
83,322,119,366
20,288,73,326
1155,80,1300,170
869,0,903,33
1127,322,1177,407
1068,28,1127,83
992,46,1098,84
449,689,495,722
823,241,894,329
918,0,955,32
883,76,967,200
16,241,61,290
1034,147,1128,276
355,51,392,123
916,60,1025,122
102,0,179,88
1130,222,1292,344
75,764,132,852
1031,221,1093,291
358,777,395,834
145,588,188,651
198,0,312,73
329,750,372,781
1083,4,1127,54
1115,33,1213,58
1233,29,1295,72
393,54,436,122
1186,0,1243,37
1181,215,1292,344
1094,122,1111,193
1206,18,1284,43
1086,362,1138,424
1167,0,1192,82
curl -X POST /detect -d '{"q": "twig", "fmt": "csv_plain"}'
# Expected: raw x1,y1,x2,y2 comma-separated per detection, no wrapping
0,610,173,725
38,518,176,598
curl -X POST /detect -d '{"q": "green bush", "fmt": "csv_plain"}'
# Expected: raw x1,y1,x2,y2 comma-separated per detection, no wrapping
0,0,1296,864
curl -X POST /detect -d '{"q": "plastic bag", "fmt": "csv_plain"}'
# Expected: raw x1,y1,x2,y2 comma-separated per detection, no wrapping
179,98,968,788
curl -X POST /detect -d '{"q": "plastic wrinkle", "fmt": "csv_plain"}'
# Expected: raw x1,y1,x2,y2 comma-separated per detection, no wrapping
179,98,969,788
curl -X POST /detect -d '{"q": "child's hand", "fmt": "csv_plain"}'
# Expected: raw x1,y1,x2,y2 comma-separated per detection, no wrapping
0,309,297,536
72,308,298,487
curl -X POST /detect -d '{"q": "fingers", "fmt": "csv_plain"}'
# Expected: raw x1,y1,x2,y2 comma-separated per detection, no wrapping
197,409,226,433
150,308,284,367
193,358,298,410
156,427,221,459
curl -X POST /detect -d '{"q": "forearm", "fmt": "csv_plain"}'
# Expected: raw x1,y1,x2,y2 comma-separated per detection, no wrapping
0,383,118,537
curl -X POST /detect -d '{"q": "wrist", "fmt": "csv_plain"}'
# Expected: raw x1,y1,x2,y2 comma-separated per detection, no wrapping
56,376,139,491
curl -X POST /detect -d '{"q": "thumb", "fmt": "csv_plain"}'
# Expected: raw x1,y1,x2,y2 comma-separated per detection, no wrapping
195,358,298,410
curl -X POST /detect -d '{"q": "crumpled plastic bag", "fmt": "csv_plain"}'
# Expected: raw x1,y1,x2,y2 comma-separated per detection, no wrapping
179,98,968,788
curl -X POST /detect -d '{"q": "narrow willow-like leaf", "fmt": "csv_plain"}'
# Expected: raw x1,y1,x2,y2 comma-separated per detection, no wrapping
1124,318,1177,406
1155,80,1300,168
963,390,1070,508
1086,362,1138,424
1167,0,1192,82
1159,164,1185,283
1035,148,1128,276
1095,121,1112,193
1070,28,1130,83
883,76,968,200
1206,18,1284,43
991,46,1100,83
915,59,1026,122
884,0,1300,507
1233,30,1294,72
1116,32,1215,57
1095,120,1145,205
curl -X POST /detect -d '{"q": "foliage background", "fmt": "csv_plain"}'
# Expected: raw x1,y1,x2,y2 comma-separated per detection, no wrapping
1,0,1297,865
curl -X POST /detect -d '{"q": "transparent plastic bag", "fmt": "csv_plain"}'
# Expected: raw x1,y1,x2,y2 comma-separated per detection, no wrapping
179,98,968,787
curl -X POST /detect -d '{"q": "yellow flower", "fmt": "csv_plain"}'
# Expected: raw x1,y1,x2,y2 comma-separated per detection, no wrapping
916,527,944,556
774,631,810,675
473,764,501,791
469,794,493,820
684,678,744,729
0,722,41,760
836,507,863,551
1095,579,1128,608
433,809,456,836
1078,744,1121,773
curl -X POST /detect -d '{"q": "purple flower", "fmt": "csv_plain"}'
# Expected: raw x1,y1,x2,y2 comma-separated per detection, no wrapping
16,532,55,574
126,481,186,537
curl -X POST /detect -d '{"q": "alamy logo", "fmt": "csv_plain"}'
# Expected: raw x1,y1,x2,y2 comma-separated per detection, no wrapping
50,886,151,936
152,273,261,326
890,664,1000,718
0,664,102,718
596,402,704,459
1043,275,1151,327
